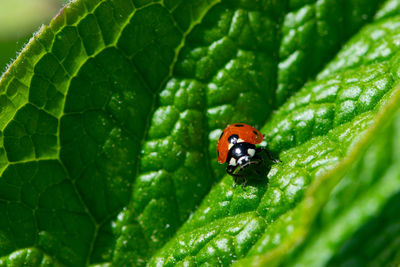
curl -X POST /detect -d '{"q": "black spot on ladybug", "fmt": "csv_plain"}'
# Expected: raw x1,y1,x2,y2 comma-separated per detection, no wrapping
235,124,244,127
228,134,239,144
253,130,258,135
219,131,224,140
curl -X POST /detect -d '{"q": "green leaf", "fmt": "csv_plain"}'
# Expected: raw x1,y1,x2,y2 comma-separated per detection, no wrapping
0,0,400,266
284,110,400,266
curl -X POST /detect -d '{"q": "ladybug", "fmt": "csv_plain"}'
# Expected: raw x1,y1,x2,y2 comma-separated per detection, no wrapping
217,123,278,182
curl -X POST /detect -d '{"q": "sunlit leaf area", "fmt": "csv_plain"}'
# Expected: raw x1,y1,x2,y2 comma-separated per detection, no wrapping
1,0,400,266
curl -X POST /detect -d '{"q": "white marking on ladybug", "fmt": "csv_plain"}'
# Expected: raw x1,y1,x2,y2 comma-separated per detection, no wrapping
235,147,241,154
248,148,256,157
228,143,233,150
237,138,244,143
237,156,249,165
229,157,237,166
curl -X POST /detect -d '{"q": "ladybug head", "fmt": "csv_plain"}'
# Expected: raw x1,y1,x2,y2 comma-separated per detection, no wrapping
228,134,239,145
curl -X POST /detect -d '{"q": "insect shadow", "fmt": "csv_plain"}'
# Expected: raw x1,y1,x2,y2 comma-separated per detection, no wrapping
233,149,280,188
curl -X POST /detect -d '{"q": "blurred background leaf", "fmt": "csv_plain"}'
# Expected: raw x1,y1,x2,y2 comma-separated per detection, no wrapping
0,0,67,72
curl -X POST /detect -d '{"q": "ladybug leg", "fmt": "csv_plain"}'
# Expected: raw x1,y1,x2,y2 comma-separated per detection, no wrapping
241,178,247,189
252,153,264,165
248,154,264,177
230,172,244,178
256,147,281,163
227,165,244,178
227,165,247,187
226,165,237,176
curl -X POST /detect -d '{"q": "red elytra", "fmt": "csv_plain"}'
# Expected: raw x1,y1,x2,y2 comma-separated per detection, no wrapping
217,123,263,164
